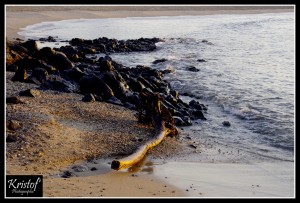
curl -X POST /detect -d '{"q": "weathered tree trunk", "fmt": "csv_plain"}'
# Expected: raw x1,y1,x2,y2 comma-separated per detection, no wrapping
111,90,177,170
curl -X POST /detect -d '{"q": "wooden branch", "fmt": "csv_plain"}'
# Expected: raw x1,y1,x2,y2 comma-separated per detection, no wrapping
111,90,177,170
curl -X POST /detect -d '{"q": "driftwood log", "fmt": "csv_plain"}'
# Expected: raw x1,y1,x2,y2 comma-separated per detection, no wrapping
111,89,178,170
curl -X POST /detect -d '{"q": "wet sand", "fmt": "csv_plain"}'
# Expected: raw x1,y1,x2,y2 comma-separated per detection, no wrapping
5,5,295,198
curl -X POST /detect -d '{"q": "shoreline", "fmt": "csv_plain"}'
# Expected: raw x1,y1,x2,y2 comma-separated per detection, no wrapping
5,6,294,40
5,6,295,198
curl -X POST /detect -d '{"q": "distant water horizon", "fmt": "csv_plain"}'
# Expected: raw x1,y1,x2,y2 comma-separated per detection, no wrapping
19,12,295,162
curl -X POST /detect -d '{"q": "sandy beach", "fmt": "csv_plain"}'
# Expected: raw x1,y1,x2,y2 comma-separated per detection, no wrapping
5,5,295,198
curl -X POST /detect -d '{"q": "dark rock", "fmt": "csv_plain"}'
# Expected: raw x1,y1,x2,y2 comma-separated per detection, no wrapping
7,120,21,131
39,36,56,42
59,45,79,58
202,39,214,45
82,93,96,102
15,56,52,71
79,75,114,100
31,67,48,82
186,66,200,72
123,102,136,110
42,75,79,93
166,94,178,106
197,59,207,62
6,96,24,104
182,116,192,126
21,40,38,53
173,116,186,126
64,67,86,82
10,44,29,54
107,96,122,106
126,93,141,106
52,51,74,70
7,50,23,65
189,144,197,149
19,89,41,97
138,76,157,91
6,135,17,142
6,64,18,72
71,37,158,53
152,58,167,64
11,67,27,82
170,90,179,100
127,78,145,92
99,60,114,72
25,77,42,85
161,68,175,75
222,121,231,127
103,72,129,99
61,171,75,178
81,47,96,54
189,110,206,120
71,165,89,172
90,167,97,171
38,47,56,62
94,95,103,102
189,100,207,111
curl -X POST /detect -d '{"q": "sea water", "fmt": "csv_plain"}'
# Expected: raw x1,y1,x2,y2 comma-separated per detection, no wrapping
18,12,295,162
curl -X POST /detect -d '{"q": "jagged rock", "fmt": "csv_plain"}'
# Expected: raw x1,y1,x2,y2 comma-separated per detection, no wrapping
173,116,186,126
15,56,52,71
52,51,74,70
64,67,86,82
61,171,76,178
82,93,95,102
25,77,42,85
31,67,48,82
6,135,18,142
7,120,21,131
6,96,24,104
94,95,103,102
107,96,122,106
79,75,114,100
123,102,136,110
6,64,18,72
189,100,207,111
127,78,145,92
189,109,206,120
186,66,200,72
38,47,56,61
222,121,231,127
197,59,207,62
10,44,29,54
152,58,167,64
42,75,79,93
19,89,41,97
21,40,38,53
39,36,56,42
11,67,27,82
182,116,192,126
103,71,129,99
99,59,114,72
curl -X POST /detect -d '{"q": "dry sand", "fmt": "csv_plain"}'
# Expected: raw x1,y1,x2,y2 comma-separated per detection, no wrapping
5,5,295,198
5,71,186,197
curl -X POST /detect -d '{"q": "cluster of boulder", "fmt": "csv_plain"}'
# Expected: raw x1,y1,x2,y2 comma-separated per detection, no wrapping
6,36,207,127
